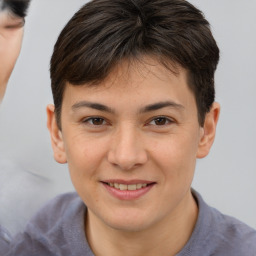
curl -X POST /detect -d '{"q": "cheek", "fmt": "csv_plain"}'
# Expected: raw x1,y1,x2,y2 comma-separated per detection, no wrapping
151,132,199,179
64,134,109,185
65,136,110,208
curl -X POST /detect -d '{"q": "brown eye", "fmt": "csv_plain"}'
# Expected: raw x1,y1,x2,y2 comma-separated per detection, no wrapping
148,117,173,126
154,117,168,125
84,117,106,126
91,118,104,125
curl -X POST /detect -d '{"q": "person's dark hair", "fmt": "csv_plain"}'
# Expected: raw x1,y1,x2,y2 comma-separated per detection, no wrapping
50,0,219,129
0,0,31,17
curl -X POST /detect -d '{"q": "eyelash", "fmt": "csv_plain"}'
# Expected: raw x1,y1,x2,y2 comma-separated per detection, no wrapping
147,116,174,126
82,117,108,126
82,116,174,128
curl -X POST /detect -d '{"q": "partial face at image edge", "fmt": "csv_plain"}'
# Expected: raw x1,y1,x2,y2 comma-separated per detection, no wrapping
0,0,30,103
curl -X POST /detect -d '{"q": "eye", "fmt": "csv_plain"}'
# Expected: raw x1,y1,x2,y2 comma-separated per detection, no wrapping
83,117,107,126
4,18,25,29
148,117,173,126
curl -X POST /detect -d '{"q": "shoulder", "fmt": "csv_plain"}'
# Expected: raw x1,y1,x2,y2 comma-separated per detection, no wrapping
25,192,84,237
208,205,256,254
180,190,256,256
0,157,54,235
7,192,91,256
32,192,83,220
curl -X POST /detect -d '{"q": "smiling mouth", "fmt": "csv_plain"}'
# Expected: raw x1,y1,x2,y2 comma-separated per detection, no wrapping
103,182,155,191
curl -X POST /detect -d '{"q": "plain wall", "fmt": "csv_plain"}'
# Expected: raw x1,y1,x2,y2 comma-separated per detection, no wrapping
0,0,255,228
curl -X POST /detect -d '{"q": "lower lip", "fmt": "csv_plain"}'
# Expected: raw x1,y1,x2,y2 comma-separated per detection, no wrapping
102,183,155,200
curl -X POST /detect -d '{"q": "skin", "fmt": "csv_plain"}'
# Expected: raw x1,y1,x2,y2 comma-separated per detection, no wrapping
0,10,24,102
47,57,220,256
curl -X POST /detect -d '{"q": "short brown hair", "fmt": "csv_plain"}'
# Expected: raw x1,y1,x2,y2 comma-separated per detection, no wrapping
50,0,219,128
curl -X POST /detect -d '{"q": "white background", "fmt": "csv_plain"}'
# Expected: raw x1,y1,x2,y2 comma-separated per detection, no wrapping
0,0,255,228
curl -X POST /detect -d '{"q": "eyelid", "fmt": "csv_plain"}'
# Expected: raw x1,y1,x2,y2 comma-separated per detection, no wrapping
82,116,108,126
147,116,175,126
4,18,25,29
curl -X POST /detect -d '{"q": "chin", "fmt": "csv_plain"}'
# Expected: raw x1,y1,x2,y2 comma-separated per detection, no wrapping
101,210,156,233
108,220,151,233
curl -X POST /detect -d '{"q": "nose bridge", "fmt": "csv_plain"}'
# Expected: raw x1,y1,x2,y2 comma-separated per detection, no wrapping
108,122,147,170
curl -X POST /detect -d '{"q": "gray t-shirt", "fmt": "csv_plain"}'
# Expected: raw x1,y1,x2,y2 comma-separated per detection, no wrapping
5,191,256,256
0,155,54,236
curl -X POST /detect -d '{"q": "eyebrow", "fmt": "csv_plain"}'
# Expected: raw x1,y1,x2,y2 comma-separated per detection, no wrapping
139,101,185,113
72,101,114,113
72,100,184,114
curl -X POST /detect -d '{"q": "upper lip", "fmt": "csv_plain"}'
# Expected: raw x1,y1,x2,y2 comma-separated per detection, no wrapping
102,179,156,185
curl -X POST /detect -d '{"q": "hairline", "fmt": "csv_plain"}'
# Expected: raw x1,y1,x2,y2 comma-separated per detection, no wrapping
55,55,206,130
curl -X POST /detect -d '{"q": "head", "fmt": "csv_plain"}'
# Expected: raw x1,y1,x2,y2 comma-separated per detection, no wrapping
50,0,219,129
47,0,220,238
0,0,31,102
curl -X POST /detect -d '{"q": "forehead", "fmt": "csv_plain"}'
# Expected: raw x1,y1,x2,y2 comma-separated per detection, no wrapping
62,57,196,109
70,56,187,87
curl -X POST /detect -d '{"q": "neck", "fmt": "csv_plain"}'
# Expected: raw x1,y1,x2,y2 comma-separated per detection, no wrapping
85,190,198,256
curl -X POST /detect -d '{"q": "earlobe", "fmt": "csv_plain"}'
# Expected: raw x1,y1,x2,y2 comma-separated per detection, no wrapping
46,104,67,164
197,102,220,159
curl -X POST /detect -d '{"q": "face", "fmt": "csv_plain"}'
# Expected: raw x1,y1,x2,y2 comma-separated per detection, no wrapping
0,10,24,102
48,57,219,233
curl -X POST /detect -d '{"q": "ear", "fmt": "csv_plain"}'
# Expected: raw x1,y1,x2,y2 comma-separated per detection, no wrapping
46,104,67,164
197,102,220,159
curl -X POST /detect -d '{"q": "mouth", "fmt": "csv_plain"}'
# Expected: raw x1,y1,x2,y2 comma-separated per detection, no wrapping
101,180,156,200
104,182,151,191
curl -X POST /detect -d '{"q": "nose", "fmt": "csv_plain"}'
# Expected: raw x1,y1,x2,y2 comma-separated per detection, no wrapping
107,125,148,170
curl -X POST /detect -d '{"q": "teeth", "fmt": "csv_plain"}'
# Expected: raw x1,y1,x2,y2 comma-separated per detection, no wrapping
108,183,148,190
128,184,137,191
119,184,127,190
136,184,142,189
